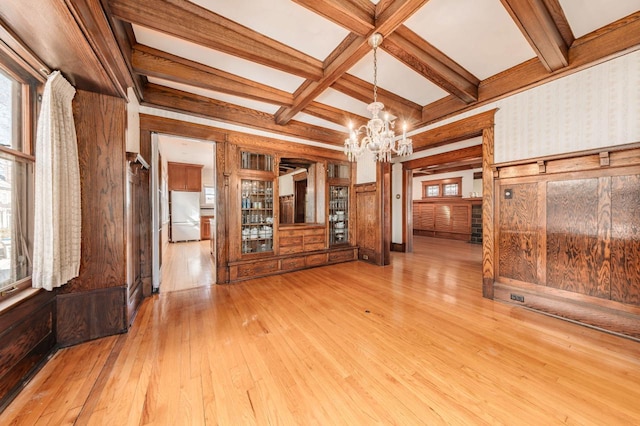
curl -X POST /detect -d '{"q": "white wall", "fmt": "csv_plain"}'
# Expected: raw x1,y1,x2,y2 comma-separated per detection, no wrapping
278,169,305,196
356,150,377,184
412,170,476,200
125,87,140,154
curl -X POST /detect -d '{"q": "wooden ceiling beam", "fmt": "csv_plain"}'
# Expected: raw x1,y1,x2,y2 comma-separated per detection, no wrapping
332,73,422,124
414,159,483,176
421,12,640,125
132,45,294,106
292,0,375,36
274,36,370,125
411,109,496,152
108,0,323,80
403,144,483,170
142,84,346,146
133,44,365,127
274,0,429,125
500,0,569,71
383,26,479,103
541,0,574,46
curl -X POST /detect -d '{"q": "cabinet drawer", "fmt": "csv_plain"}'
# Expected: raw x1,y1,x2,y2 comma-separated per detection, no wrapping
280,257,305,271
306,253,327,266
328,249,355,262
280,236,303,246
304,242,325,252
280,245,302,255
304,234,325,244
235,260,278,278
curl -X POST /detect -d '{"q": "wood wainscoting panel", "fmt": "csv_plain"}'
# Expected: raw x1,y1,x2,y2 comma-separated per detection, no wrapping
546,178,606,297
0,290,56,410
498,183,539,284
56,287,127,347
611,174,640,305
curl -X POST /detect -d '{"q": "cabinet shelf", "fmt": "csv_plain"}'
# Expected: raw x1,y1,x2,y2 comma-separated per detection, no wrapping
328,183,350,246
241,178,274,254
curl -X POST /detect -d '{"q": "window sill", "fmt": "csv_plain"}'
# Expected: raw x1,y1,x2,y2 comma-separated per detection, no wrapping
0,287,41,314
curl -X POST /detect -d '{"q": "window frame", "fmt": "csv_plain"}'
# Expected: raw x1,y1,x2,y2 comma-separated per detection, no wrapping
0,54,39,305
421,177,462,199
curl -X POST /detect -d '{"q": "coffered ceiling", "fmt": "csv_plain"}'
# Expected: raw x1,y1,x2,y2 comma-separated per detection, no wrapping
106,0,640,148
1,0,639,152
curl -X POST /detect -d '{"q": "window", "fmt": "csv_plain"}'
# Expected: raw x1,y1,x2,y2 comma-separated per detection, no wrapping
203,185,215,204
0,66,35,300
426,185,439,197
422,177,462,199
443,183,459,196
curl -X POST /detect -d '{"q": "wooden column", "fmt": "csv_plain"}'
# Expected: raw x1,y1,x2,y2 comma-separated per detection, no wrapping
57,90,127,347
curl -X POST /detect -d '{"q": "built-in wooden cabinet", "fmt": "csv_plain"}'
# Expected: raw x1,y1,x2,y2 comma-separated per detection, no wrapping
413,199,472,241
168,162,202,191
241,179,274,254
200,215,214,240
226,149,358,282
328,162,351,246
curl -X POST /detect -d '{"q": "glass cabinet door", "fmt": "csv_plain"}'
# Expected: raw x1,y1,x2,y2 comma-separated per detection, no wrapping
241,179,274,254
328,185,349,245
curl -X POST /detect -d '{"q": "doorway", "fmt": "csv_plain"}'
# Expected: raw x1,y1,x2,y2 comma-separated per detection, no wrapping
152,133,217,293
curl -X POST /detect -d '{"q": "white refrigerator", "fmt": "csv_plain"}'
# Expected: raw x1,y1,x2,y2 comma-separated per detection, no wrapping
171,191,201,242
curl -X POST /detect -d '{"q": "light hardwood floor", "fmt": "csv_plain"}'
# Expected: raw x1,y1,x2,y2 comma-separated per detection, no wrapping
159,240,216,292
2,237,639,424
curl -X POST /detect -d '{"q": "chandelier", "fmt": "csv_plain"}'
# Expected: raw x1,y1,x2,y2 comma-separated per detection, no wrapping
344,33,413,162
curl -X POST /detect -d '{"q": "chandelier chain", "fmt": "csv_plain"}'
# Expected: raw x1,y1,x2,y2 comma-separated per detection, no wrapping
373,44,378,103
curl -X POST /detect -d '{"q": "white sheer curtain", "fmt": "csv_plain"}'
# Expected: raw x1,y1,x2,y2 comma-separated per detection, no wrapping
32,71,81,290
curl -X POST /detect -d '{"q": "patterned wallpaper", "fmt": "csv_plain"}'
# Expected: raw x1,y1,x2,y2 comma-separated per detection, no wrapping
495,49,640,163
405,50,640,164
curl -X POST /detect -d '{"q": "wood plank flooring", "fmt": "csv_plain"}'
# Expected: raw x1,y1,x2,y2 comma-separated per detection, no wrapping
2,237,640,424
159,240,215,292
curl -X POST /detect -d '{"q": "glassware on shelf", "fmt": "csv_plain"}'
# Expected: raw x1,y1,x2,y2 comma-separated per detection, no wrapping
329,184,349,246
241,178,274,254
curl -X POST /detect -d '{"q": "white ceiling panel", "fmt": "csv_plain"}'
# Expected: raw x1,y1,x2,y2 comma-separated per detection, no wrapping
147,77,280,115
404,0,536,80
293,112,349,132
559,0,640,38
189,0,349,60
314,88,370,119
348,49,449,106
158,134,214,168
133,25,305,93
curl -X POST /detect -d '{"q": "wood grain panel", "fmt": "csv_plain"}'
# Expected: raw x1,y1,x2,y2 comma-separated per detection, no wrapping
435,205,451,231
64,90,126,293
546,179,604,297
451,205,470,234
57,287,127,347
356,185,378,263
482,127,495,298
0,291,56,408
610,175,640,305
0,0,122,96
498,183,539,284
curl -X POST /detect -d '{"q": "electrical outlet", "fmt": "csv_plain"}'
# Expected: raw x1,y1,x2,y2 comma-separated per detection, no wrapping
362,254,369,260
510,293,525,303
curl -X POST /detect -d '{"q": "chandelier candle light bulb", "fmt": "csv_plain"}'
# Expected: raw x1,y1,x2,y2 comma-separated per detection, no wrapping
344,33,413,162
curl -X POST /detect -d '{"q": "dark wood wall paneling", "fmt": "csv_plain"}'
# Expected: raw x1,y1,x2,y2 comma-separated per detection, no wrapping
493,145,640,340
355,163,390,266
57,90,128,347
0,291,56,410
